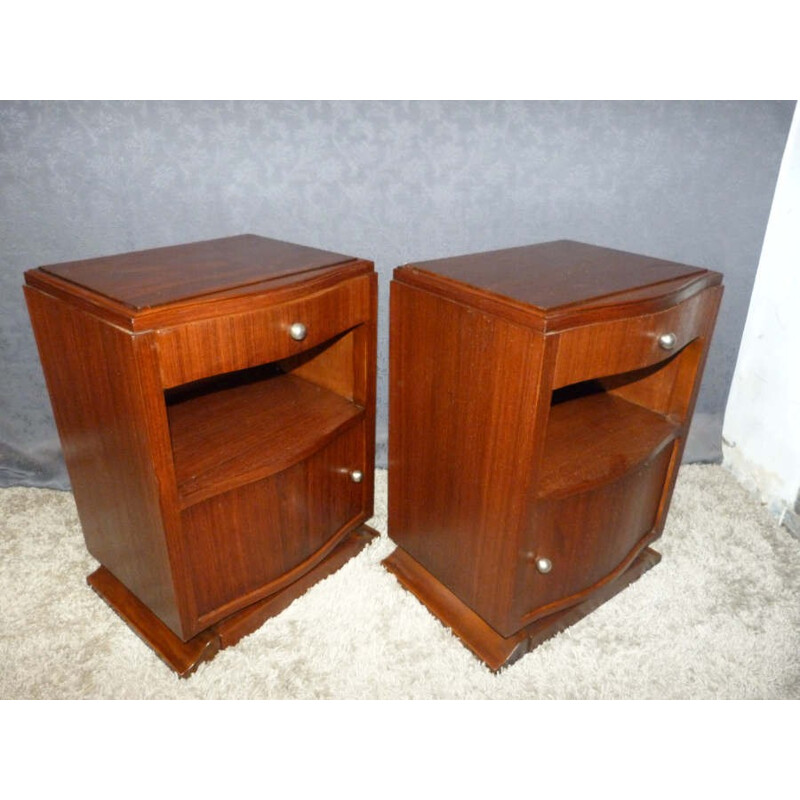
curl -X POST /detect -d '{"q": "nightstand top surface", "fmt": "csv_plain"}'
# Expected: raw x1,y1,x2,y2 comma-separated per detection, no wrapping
400,240,720,315
32,234,358,310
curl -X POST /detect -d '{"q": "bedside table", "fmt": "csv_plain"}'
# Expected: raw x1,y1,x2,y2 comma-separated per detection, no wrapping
24,235,377,676
384,240,722,670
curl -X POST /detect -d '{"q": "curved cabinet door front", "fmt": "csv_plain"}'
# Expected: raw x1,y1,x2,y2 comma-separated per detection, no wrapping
179,421,366,635
514,442,673,628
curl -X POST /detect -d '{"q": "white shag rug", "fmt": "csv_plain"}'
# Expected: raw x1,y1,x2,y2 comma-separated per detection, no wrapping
1,465,798,700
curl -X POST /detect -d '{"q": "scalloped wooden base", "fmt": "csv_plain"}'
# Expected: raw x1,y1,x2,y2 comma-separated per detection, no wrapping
88,524,379,677
382,545,661,672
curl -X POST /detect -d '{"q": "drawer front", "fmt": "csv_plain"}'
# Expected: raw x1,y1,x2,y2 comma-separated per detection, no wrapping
552,287,719,389
515,442,673,626
180,420,366,631
157,275,371,388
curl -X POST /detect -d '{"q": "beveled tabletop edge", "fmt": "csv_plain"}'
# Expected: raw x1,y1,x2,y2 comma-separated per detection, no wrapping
25,258,375,333
31,234,360,311
393,240,722,332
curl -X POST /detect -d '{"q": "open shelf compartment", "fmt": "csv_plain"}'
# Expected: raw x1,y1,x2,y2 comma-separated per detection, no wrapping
537,370,681,500
165,337,365,509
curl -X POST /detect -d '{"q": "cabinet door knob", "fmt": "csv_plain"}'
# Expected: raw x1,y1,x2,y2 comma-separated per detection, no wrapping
349,470,363,483
535,557,552,574
289,322,307,341
658,332,677,350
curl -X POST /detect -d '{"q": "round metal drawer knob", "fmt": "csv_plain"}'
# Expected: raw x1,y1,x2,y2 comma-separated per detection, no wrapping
350,470,364,483
658,332,677,350
289,322,307,341
535,557,552,574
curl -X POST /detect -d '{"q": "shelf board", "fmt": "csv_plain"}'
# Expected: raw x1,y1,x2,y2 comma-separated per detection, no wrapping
168,373,364,508
537,392,679,499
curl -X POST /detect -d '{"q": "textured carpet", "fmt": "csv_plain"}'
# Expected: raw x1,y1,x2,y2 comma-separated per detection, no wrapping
1,465,798,699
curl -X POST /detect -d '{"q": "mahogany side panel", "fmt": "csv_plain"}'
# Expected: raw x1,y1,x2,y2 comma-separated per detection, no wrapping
24,286,184,635
281,330,356,400
352,273,378,522
388,281,548,635
600,345,698,419
646,285,724,539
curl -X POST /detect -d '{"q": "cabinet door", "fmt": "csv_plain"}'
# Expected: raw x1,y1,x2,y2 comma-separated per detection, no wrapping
514,443,673,626
178,422,365,634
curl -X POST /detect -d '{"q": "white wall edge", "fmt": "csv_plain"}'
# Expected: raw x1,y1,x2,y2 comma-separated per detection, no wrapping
722,101,800,530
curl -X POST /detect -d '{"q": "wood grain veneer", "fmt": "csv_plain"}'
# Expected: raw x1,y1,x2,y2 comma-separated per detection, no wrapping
181,422,366,629
552,286,718,388
25,234,377,675
38,233,355,309
388,281,547,632
156,274,371,387
539,390,679,499
167,370,364,508
24,286,183,635
398,239,720,332
386,239,722,668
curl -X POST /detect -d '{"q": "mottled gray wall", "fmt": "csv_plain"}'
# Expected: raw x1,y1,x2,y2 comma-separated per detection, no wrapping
0,100,795,487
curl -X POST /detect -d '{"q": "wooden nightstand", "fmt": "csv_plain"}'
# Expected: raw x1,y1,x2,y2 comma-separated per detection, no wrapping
24,235,377,676
384,240,722,670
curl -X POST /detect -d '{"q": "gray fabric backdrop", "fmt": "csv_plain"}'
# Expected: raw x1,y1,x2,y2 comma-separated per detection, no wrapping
1,100,795,488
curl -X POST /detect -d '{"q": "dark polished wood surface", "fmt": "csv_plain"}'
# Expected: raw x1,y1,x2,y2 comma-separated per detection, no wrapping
386,239,722,666
402,240,719,329
25,285,183,634
552,286,717,387
37,234,355,309
539,390,678,498
181,423,366,631
388,281,546,633
25,236,377,673
168,370,364,508
155,273,372,387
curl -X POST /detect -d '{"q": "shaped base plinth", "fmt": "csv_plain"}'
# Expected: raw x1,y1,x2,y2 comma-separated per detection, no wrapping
88,524,379,677
382,545,661,672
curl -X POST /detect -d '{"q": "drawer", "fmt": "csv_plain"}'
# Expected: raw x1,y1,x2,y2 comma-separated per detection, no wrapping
552,286,720,389
156,274,372,388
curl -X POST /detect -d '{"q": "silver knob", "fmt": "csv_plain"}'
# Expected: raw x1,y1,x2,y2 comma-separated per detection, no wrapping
658,332,677,350
535,557,552,574
349,470,363,483
289,322,307,341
